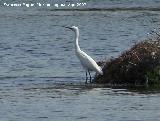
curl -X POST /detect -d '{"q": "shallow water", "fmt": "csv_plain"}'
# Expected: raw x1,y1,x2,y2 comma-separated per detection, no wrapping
0,0,160,121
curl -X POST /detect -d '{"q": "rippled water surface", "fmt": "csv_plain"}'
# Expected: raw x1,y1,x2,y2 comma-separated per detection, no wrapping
0,0,160,121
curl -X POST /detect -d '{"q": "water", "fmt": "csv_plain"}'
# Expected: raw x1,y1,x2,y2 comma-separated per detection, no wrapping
0,0,160,120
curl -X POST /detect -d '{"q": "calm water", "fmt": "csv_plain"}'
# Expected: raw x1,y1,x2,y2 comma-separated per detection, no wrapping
0,0,160,121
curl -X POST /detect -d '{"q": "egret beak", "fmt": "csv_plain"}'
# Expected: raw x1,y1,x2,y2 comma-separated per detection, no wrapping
64,26,73,30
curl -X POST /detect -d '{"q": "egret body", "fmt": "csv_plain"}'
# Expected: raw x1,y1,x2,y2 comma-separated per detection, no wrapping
66,26,103,83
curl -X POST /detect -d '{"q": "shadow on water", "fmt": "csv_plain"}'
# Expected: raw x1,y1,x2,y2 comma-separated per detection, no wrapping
19,78,160,95
1,76,160,95
124,84,160,94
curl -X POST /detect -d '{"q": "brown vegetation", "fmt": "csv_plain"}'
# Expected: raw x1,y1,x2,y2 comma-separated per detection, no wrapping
94,37,160,85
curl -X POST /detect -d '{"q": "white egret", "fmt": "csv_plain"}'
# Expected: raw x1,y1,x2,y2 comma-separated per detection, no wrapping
65,26,103,83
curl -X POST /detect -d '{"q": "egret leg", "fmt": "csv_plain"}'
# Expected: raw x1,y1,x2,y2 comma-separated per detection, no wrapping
85,71,88,84
88,70,92,83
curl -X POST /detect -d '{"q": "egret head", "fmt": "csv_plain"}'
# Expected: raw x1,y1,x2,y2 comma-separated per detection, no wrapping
65,26,78,31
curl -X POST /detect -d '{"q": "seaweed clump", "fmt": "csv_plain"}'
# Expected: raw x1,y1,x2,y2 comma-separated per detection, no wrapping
94,37,160,85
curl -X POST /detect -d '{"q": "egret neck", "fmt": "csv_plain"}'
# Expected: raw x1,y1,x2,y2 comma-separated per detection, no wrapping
74,28,81,52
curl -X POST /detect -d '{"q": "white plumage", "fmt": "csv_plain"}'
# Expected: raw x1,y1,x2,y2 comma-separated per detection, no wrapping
65,26,103,83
